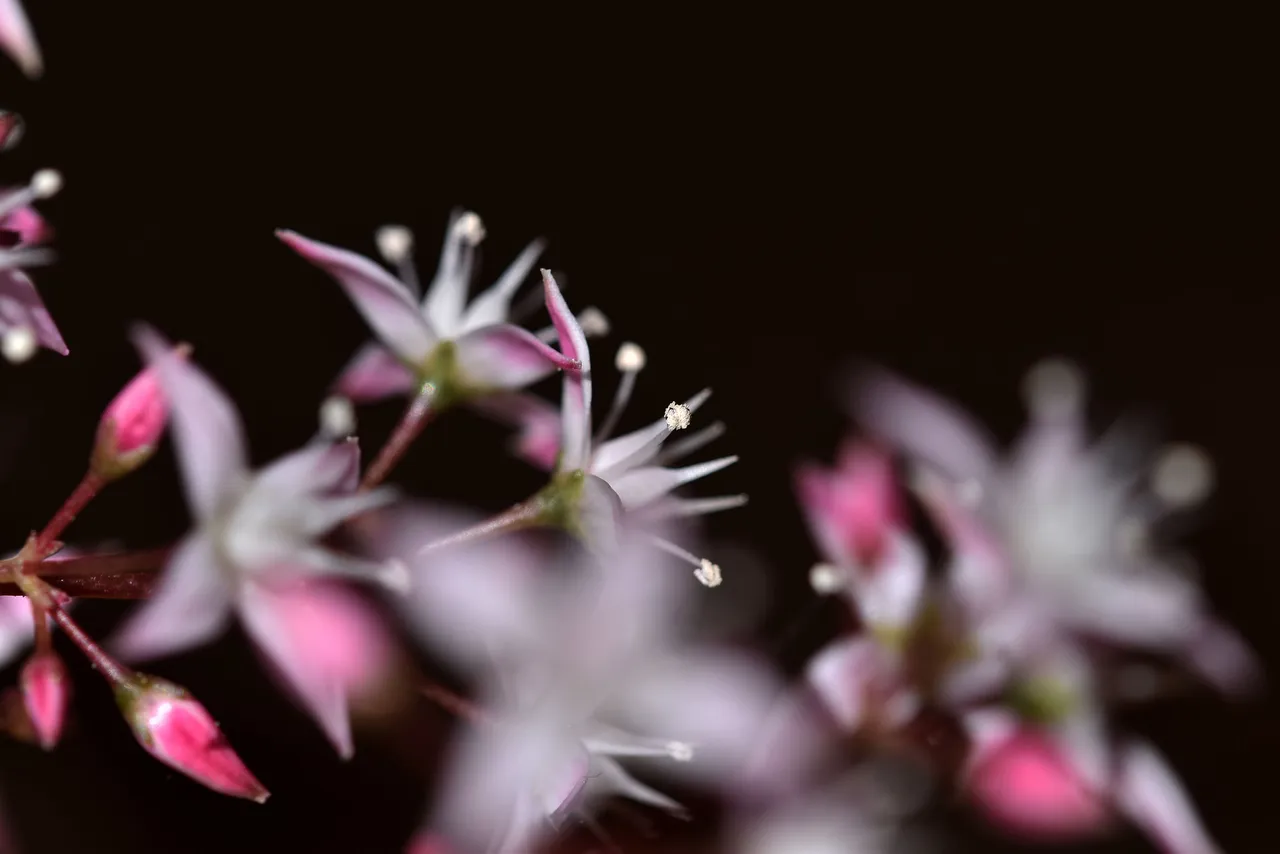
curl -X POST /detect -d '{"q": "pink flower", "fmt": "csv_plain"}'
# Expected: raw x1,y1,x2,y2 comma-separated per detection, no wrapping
275,211,580,407
1,170,66,360
111,326,403,757
0,0,41,78
20,650,68,749
853,362,1259,697
117,674,269,803
91,347,187,479
964,709,1224,854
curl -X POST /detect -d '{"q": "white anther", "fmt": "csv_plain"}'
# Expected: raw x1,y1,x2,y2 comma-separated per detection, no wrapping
665,401,692,431
666,741,694,761
1,326,37,363
1022,358,1085,421
615,341,646,372
577,306,610,337
455,211,486,245
694,558,722,587
375,225,414,263
809,562,846,595
1152,443,1214,507
31,169,63,199
319,395,357,439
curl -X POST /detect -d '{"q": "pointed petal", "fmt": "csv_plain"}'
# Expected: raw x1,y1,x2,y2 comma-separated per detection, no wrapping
132,324,247,517
843,531,927,632
239,582,353,757
453,323,578,391
277,230,436,364
112,533,234,660
332,343,416,401
1114,741,1223,854
256,439,362,498
460,238,545,331
0,270,67,354
608,455,738,510
542,270,592,470
0,0,42,78
585,755,687,817
420,210,484,336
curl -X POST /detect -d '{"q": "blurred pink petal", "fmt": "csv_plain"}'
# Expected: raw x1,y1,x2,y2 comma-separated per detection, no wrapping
0,595,35,667
0,0,41,77
332,343,416,401
132,325,247,517
277,229,437,364
453,323,579,390
541,269,592,470
806,636,912,733
469,392,561,469
0,196,50,245
458,238,545,330
0,270,67,355
795,441,905,568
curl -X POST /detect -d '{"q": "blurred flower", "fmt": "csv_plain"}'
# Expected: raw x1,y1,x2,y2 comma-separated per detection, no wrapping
1,170,67,360
854,360,1258,696
116,674,269,803
111,326,402,757
731,772,904,854
0,0,41,78
388,515,790,852
20,649,68,749
276,211,581,409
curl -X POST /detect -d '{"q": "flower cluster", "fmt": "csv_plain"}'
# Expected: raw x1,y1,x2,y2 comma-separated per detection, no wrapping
0,7,1262,854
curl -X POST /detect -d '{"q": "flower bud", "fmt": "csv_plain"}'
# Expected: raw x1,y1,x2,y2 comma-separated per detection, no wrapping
91,345,190,480
116,674,269,802
20,651,70,750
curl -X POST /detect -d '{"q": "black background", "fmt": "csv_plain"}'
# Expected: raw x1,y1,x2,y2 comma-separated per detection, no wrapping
1,3,1277,852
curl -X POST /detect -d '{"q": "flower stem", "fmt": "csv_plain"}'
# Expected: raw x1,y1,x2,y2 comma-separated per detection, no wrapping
360,382,437,492
0,572,158,599
49,605,135,688
414,497,547,555
36,470,107,552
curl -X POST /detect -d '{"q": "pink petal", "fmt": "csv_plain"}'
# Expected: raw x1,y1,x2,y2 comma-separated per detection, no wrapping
1114,741,1223,854
0,270,68,355
805,637,893,732
277,229,436,364
332,343,416,401
469,392,561,469
0,198,51,245
453,323,579,391
239,582,354,758
458,238,546,330
541,270,592,470
112,533,233,660
0,0,41,78
0,595,35,667
256,438,361,499
795,441,905,568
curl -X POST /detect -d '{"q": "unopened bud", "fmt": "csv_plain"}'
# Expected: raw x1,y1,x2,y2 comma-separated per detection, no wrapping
20,651,69,750
91,345,189,480
117,674,269,802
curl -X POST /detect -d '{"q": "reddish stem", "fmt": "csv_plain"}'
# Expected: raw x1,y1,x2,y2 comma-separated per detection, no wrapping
360,382,437,491
0,572,157,599
49,605,135,687
29,547,173,578
37,470,107,552
415,497,546,554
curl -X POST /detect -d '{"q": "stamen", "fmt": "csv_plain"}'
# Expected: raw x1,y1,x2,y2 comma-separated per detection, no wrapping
0,169,63,220
318,395,356,439
1022,358,1085,422
2,325,37,364
375,224,420,297
1151,443,1214,507
593,342,646,445
577,306,611,337
454,211,486,245
647,536,723,588
809,562,847,594
664,401,692,430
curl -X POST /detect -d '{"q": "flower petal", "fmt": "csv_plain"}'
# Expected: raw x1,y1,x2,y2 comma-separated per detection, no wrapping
453,323,578,391
421,210,481,337
459,238,545,331
0,270,67,354
592,389,713,477
1114,741,1223,854
0,0,42,78
805,637,892,732
256,439,363,500
112,533,233,660
608,455,738,510
277,230,436,364
132,324,248,518
239,581,354,758
0,595,34,668
469,392,562,469
332,343,416,401
542,270,592,470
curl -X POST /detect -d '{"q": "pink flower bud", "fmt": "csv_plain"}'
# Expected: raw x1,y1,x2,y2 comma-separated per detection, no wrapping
20,651,69,750
117,675,269,803
91,345,190,479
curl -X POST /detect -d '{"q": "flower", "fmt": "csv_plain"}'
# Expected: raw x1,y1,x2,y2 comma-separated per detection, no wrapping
853,360,1258,696
389,515,788,853
478,270,744,583
116,674,269,803
276,211,584,409
1,170,66,360
0,0,41,78
111,325,403,757
91,346,187,480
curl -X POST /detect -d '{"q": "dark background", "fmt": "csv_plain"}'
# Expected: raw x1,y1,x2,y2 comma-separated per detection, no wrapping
1,3,1277,852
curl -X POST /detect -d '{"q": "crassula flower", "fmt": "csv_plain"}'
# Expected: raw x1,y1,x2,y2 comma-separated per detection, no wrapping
0,0,40,78
853,360,1258,696
111,326,403,757
1,169,66,361
276,211,584,410
388,515,789,853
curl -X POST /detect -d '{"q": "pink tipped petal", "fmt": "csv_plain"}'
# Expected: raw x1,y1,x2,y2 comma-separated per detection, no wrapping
469,392,561,469
332,343,416,401
852,367,999,484
20,651,69,749
239,583,354,758
267,582,393,693
277,230,436,364
0,270,68,355
541,270,592,470
113,533,233,661
132,325,248,518
797,441,906,568
453,324,579,391
459,238,546,331
0,0,41,77
1114,742,1223,854
0,200,50,245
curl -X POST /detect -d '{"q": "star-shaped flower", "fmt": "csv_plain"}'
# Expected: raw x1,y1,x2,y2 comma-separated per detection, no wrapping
111,326,403,756
1,170,66,360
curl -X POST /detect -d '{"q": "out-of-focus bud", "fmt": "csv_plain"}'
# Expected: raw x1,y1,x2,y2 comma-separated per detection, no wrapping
20,650,69,749
90,345,190,480
116,674,269,803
